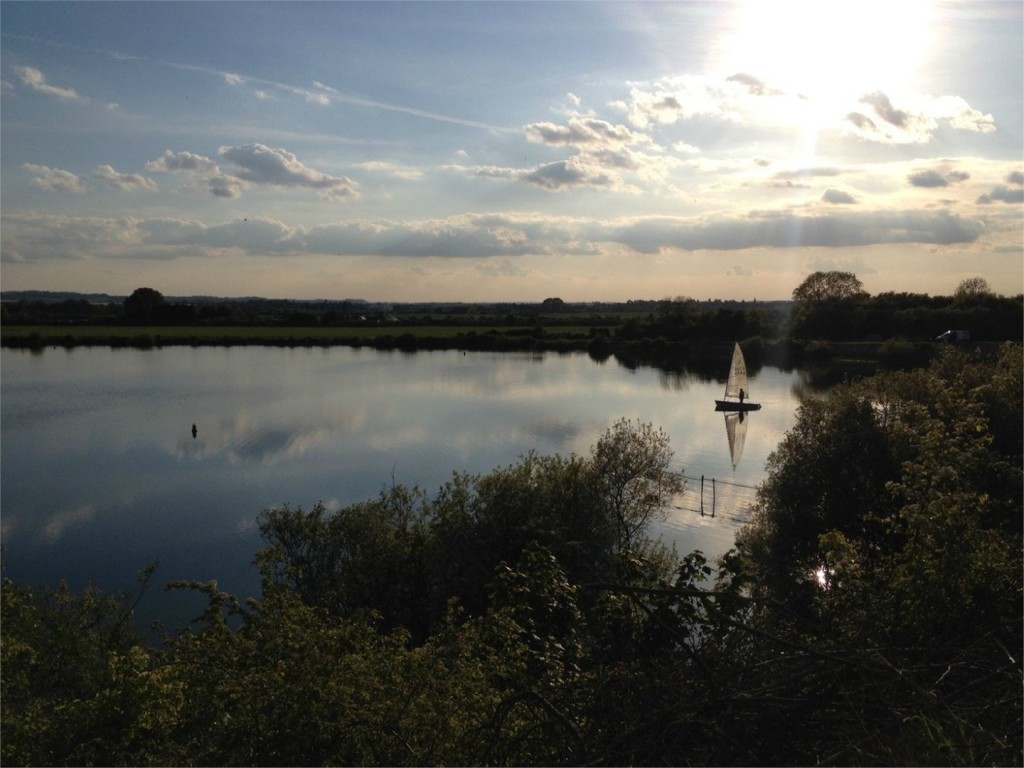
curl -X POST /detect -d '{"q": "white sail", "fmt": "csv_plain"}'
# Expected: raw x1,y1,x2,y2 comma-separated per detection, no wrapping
723,343,749,400
724,411,748,469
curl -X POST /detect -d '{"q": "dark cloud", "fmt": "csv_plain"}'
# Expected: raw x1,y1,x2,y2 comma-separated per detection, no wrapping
976,185,1024,204
208,175,244,199
860,92,910,128
908,169,970,188
1006,171,1024,186
523,159,617,191
726,73,779,96
845,112,877,131
821,189,856,205
908,170,950,188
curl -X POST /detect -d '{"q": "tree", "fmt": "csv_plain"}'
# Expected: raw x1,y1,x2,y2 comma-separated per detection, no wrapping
791,271,867,303
123,287,164,323
953,275,992,302
589,418,684,555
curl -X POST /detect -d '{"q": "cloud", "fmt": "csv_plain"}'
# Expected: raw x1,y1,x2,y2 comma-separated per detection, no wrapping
727,264,753,276
1005,171,1024,186
42,505,95,541
26,162,157,193
976,185,1024,205
908,169,950,188
522,158,622,192
822,189,856,205
525,117,647,149
0,207,986,265
726,73,781,97
208,175,245,199
146,149,221,175
845,91,996,144
22,163,88,192
224,73,245,86
907,168,970,188
860,92,910,128
94,165,158,192
14,66,81,100
774,167,843,180
604,210,983,253
218,144,360,199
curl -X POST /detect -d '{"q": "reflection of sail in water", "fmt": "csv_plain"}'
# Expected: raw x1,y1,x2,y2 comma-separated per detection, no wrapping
724,410,748,469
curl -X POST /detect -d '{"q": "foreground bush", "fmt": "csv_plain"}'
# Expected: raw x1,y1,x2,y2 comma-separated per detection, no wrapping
3,350,1021,765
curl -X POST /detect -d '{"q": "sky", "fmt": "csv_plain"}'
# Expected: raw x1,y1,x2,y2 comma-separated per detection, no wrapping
1,1,1021,302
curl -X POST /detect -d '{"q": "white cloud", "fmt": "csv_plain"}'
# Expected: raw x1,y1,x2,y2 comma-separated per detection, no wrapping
22,163,89,192
14,66,81,100
224,73,245,86
0,207,987,265
94,165,158,192
146,150,221,175
218,143,360,199
42,505,95,541
526,117,648,149
844,91,997,144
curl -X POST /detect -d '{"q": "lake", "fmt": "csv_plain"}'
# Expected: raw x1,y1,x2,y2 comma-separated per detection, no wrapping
0,346,810,633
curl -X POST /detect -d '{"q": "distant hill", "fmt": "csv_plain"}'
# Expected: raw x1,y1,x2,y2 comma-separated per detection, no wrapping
0,290,371,306
1,290,127,304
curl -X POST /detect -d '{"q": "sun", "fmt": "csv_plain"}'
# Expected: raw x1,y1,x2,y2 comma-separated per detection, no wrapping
713,0,935,123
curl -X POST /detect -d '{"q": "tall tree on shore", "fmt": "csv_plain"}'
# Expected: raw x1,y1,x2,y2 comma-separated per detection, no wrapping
123,287,164,323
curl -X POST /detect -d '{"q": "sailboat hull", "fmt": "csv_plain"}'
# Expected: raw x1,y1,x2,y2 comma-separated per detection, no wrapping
715,400,761,412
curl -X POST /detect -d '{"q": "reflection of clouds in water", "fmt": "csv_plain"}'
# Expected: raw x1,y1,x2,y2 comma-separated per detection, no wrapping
171,412,358,465
366,426,428,452
1,515,18,539
42,505,95,541
228,426,330,465
523,417,581,447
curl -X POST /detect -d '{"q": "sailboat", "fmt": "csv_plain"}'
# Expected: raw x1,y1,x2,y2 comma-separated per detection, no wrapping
715,342,761,412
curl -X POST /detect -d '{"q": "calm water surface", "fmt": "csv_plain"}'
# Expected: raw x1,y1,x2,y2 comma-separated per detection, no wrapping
1,346,807,631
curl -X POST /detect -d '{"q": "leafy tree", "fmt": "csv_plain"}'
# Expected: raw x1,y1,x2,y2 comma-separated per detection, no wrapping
590,418,683,555
733,344,1023,764
123,287,164,323
954,275,993,302
791,270,867,303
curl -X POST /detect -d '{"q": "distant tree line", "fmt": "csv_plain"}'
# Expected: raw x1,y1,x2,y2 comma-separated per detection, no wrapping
3,275,1020,346
2,344,1021,766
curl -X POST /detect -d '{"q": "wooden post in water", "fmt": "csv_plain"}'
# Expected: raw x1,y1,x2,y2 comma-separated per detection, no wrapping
712,478,716,518
700,475,704,517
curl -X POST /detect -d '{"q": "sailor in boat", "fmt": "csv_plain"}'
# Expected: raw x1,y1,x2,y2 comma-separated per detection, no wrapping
738,388,745,405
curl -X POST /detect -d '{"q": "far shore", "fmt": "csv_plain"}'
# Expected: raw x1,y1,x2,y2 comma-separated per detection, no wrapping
1,323,978,374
